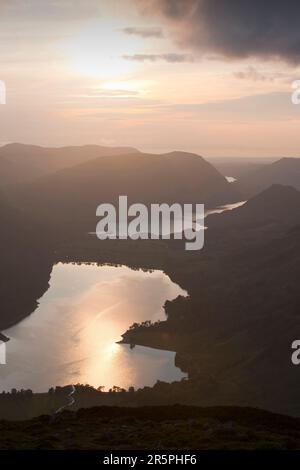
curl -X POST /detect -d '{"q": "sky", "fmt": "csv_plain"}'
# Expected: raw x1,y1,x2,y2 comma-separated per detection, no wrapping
0,0,300,157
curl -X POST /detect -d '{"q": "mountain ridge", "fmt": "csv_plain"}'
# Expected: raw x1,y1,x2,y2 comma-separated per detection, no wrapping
237,157,300,197
0,142,141,188
12,150,240,242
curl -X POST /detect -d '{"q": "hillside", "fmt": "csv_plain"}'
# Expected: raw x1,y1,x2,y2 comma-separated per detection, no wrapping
14,151,239,242
0,143,139,188
1,405,300,449
207,157,274,180
207,184,300,230
0,192,52,330
120,185,300,417
238,157,300,197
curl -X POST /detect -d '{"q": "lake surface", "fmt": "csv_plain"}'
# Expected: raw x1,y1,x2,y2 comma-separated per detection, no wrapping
225,176,237,183
204,200,246,217
1,264,187,392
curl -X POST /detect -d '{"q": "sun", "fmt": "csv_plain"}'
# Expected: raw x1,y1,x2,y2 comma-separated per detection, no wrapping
61,19,141,80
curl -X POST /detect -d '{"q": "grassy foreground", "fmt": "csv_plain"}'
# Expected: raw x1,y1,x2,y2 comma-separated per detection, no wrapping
1,405,300,450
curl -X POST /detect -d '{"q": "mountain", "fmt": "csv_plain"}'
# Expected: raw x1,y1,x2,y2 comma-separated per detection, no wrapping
207,157,274,180
0,143,140,188
122,184,300,416
14,150,240,242
0,191,52,330
207,184,300,230
237,157,300,197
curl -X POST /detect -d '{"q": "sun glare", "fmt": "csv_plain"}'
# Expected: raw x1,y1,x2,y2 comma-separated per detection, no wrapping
61,20,142,80
98,79,151,95
106,342,120,357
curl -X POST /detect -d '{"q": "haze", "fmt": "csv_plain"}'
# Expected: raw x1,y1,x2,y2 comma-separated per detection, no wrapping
0,0,300,157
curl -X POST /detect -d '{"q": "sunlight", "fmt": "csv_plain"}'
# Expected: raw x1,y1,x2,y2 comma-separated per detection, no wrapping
61,20,142,80
97,79,151,96
105,342,120,357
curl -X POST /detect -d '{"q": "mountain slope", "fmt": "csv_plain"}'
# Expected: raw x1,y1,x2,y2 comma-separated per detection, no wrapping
15,151,240,242
1,405,300,449
207,184,300,230
0,191,52,330
0,143,140,188
238,157,300,197
122,184,300,416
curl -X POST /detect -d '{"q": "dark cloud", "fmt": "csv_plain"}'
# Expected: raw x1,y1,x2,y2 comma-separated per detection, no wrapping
139,0,300,63
123,53,194,63
121,27,164,38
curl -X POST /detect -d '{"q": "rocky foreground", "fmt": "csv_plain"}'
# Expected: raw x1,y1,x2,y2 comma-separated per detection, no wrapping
1,405,300,450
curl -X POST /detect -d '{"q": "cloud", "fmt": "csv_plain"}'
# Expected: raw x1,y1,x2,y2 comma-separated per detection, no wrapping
123,53,194,63
77,89,141,99
234,66,272,82
233,66,278,82
138,0,300,64
167,92,300,121
233,66,295,83
73,91,300,124
121,26,164,38
1,0,102,21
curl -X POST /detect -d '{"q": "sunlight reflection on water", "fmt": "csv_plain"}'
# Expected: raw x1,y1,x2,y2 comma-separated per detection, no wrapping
2,263,187,392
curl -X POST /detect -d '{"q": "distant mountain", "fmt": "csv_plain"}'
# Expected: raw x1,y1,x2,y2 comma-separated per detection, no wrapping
238,157,300,197
0,143,140,188
15,151,240,242
207,157,274,180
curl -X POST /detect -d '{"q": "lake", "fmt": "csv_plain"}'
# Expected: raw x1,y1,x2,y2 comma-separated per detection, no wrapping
1,263,187,392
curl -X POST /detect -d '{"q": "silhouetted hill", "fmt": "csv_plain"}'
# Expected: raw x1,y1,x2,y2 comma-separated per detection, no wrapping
0,143,140,188
14,151,239,242
0,191,52,330
238,157,300,197
207,184,300,230
120,185,300,416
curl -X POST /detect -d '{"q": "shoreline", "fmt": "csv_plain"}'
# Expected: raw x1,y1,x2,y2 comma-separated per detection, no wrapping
116,337,179,354
0,332,10,343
